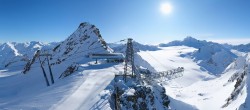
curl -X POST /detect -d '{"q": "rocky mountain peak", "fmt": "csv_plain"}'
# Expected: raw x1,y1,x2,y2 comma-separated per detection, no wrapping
52,22,111,59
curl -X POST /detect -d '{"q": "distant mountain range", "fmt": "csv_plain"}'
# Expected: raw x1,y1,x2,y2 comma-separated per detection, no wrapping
0,41,58,69
1,22,250,110
1,35,250,74
159,37,238,74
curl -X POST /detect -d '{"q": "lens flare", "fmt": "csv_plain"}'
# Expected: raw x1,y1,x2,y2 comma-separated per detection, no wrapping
160,3,172,14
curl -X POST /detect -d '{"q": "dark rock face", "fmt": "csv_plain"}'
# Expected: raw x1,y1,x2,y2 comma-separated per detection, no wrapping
111,82,170,110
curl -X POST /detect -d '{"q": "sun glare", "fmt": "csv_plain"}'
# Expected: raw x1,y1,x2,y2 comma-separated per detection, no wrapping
160,3,172,14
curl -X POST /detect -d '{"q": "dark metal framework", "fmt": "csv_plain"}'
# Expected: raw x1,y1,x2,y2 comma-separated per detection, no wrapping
124,38,135,82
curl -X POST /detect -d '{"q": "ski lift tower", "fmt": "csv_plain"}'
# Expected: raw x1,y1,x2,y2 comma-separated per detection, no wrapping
124,38,135,82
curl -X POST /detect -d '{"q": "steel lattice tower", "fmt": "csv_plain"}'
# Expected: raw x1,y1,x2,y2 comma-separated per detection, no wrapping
124,38,135,82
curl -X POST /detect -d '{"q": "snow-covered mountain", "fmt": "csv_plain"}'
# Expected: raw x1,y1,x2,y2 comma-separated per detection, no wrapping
231,43,250,52
160,37,237,74
159,36,206,48
192,43,237,74
54,22,111,56
23,22,112,75
49,22,112,66
0,41,57,69
138,45,250,110
111,41,160,53
1,22,250,110
237,54,250,110
0,22,114,109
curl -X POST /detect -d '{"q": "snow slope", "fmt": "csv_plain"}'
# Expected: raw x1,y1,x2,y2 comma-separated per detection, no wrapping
138,46,214,86
239,53,250,110
0,22,114,110
0,62,122,110
138,46,248,110
52,63,123,110
159,37,237,74
192,43,237,74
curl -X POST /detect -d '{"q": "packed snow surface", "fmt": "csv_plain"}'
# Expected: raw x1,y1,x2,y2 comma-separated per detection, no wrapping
52,63,123,110
0,62,123,110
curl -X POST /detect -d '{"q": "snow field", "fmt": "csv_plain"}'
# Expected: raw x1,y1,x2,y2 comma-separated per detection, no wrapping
138,46,247,110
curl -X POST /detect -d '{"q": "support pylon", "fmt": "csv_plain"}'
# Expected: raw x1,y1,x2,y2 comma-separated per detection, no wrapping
124,38,135,82
40,52,54,84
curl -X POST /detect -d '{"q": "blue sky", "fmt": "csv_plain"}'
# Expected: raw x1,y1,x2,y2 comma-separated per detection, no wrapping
0,0,250,44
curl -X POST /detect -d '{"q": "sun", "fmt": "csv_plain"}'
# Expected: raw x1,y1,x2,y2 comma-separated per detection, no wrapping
160,3,172,14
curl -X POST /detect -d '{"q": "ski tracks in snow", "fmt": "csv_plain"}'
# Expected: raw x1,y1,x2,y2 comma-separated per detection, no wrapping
53,64,122,110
